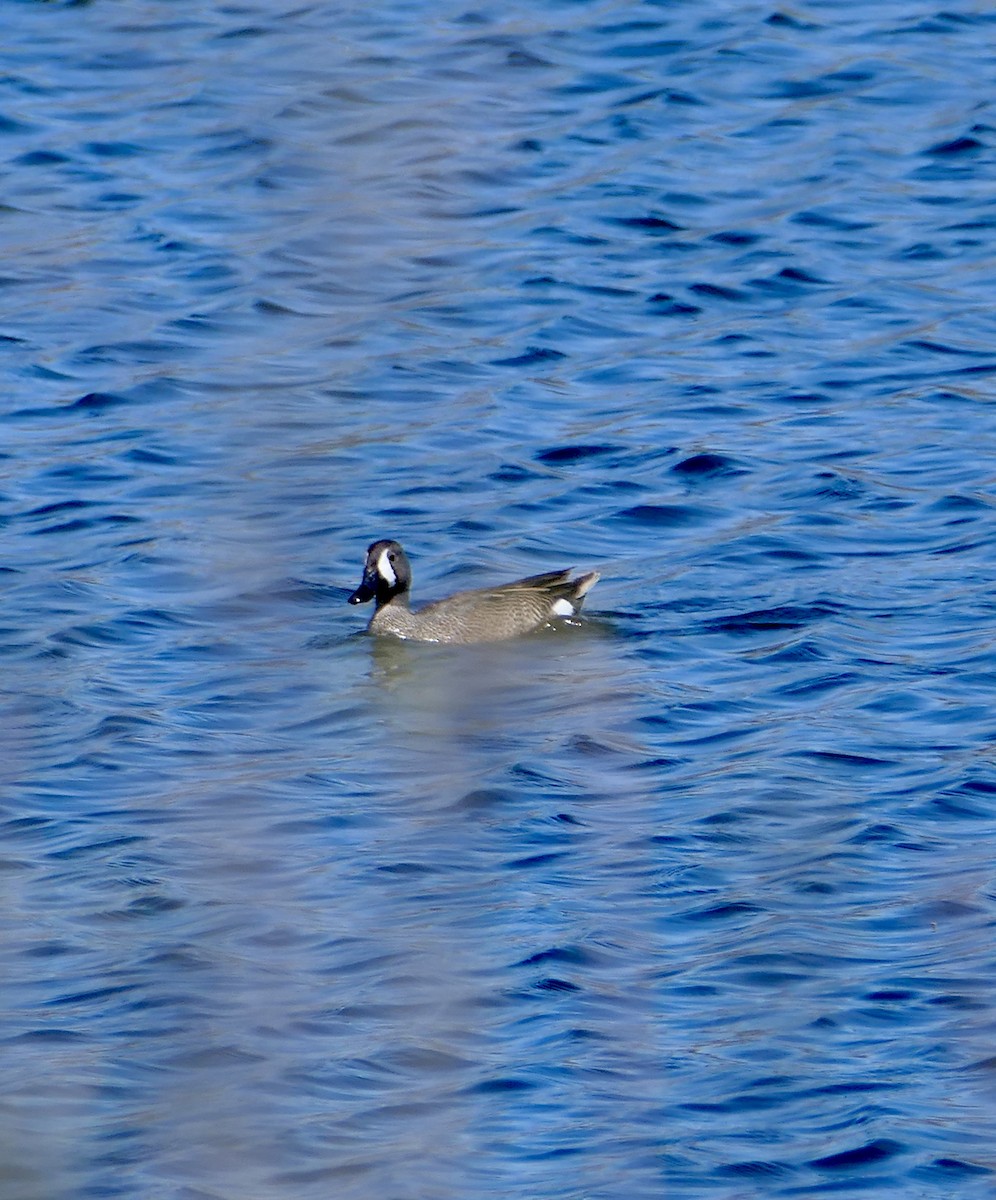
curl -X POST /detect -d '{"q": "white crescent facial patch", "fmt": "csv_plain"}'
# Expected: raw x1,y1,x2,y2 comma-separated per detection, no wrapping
377,548,397,587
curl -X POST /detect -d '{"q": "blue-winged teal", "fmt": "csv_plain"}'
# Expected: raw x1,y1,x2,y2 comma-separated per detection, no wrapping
348,540,599,643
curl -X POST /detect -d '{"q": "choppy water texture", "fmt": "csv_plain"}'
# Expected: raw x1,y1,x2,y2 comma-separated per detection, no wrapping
3,2,996,1197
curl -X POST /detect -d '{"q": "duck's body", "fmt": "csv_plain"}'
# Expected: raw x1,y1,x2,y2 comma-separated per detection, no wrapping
348,540,599,644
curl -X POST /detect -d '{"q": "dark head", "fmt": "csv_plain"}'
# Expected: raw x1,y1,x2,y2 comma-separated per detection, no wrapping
348,539,412,607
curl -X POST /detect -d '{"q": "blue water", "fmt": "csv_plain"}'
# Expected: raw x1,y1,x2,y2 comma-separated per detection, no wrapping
3,2,996,1197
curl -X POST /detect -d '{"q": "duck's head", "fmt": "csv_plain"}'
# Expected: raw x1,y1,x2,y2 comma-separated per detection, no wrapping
348,539,411,606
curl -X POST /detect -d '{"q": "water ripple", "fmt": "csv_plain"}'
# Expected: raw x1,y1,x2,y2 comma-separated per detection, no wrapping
3,1,996,1197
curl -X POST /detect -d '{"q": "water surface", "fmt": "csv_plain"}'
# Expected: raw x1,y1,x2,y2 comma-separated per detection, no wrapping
3,2,996,1198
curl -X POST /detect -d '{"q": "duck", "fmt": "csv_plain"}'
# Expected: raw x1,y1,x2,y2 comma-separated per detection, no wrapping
348,539,599,644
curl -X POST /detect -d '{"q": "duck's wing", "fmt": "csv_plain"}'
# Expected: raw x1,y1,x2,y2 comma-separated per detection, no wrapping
490,569,573,593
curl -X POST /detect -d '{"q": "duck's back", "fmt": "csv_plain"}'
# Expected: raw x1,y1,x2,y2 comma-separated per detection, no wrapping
370,569,597,644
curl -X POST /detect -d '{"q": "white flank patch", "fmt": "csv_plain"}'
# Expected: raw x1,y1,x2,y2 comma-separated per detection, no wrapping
552,598,574,617
377,549,397,586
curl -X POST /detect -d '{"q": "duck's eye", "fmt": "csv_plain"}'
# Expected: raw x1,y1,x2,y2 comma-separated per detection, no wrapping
388,553,396,563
